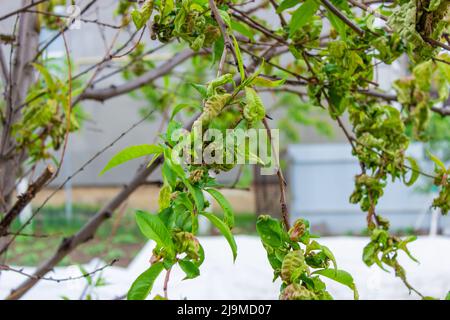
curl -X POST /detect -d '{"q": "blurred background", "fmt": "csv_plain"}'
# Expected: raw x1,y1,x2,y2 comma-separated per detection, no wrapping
0,0,449,300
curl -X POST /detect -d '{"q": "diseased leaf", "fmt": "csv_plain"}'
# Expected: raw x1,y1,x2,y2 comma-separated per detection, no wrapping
131,0,154,30
100,144,163,175
403,156,420,186
127,262,164,300
232,35,245,80
178,259,200,279
158,184,172,210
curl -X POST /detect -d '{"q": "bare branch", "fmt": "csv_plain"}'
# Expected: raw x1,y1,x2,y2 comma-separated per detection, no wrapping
0,110,156,257
0,165,55,237
0,0,49,22
0,259,117,283
0,45,8,85
320,0,365,36
80,49,197,101
33,0,98,61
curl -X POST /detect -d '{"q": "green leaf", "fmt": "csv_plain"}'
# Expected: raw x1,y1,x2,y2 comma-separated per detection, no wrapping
205,188,235,228
256,215,286,248
243,87,266,125
445,291,450,300
135,210,175,256
427,150,447,172
231,21,254,41
232,35,245,80
186,182,204,212
277,0,299,13
158,184,172,210
289,0,320,37
100,144,163,175
170,103,192,120
200,212,237,261
127,262,164,300
251,76,286,88
212,37,224,66
218,9,231,28
178,259,200,279
320,244,337,271
33,63,56,93
131,0,154,30
327,11,347,39
190,83,208,99
313,269,359,300
404,156,420,186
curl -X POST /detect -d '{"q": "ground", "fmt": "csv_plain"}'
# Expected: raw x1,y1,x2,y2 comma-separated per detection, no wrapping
1,235,449,300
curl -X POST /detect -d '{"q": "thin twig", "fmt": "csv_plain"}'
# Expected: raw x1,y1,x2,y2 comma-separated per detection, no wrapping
0,259,117,283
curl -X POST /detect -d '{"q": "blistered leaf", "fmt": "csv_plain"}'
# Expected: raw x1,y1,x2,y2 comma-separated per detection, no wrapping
243,87,265,125
158,184,172,210
131,0,154,30
178,259,200,280
403,156,420,186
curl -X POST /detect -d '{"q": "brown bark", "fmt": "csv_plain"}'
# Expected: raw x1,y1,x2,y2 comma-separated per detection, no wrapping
6,157,162,300
0,4,39,211
0,165,54,237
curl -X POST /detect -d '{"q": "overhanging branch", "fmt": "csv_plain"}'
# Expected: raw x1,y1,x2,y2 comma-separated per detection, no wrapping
79,49,196,101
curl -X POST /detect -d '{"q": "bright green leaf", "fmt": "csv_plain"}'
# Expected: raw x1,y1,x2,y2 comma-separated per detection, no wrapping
404,156,420,186
232,35,245,80
135,210,175,255
100,144,163,175
200,212,237,261
231,20,254,41
178,259,200,279
313,268,359,300
127,262,164,300
205,188,235,228
289,0,320,37
277,0,299,13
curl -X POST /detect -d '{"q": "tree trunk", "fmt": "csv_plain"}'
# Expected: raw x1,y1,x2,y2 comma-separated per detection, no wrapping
0,3,39,211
